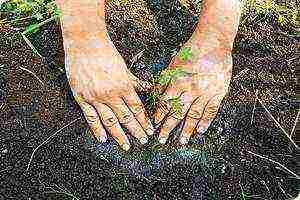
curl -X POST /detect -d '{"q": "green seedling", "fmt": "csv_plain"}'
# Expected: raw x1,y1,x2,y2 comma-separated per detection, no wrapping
168,96,183,118
178,47,193,62
146,66,189,117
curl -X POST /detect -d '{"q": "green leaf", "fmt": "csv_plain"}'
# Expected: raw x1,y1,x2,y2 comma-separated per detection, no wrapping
240,192,247,200
277,14,285,25
158,75,171,86
158,66,189,86
24,24,39,34
178,47,193,62
168,96,183,118
145,91,160,113
52,7,61,17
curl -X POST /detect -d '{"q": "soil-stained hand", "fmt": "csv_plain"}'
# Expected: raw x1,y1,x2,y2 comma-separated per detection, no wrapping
63,18,154,151
155,0,241,145
154,19,238,145
154,37,233,145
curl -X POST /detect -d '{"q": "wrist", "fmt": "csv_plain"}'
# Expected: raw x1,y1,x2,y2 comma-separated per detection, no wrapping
56,0,106,33
55,0,104,17
188,26,233,57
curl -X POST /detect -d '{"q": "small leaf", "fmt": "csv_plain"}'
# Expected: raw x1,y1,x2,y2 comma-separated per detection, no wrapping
158,75,171,86
24,24,39,34
168,96,183,118
158,66,189,86
178,47,193,62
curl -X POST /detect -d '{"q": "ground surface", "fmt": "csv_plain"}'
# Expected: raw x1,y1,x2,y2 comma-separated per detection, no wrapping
0,0,299,199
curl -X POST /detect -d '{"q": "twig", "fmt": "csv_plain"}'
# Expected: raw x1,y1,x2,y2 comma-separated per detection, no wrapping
39,180,79,200
247,151,300,179
260,180,270,194
246,195,268,200
232,68,250,81
255,93,300,150
290,110,299,138
45,191,79,200
26,118,80,172
128,49,145,70
251,91,258,125
22,15,60,35
277,181,293,199
21,33,43,58
19,66,45,86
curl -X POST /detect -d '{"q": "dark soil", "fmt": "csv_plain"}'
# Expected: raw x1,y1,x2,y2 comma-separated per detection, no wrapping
0,1,299,200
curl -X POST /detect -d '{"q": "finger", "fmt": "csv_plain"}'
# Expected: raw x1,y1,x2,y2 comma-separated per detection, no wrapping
157,92,192,144
111,99,149,145
158,114,182,144
178,97,205,145
179,116,199,145
154,101,170,125
123,94,154,136
195,120,211,135
194,94,223,135
79,101,107,143
96,103,131,151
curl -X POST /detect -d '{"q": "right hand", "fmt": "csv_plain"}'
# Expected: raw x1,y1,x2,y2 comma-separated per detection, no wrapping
65,29,154,151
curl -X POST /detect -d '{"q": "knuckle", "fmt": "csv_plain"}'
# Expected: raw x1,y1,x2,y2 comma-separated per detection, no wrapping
102,116,118,127
187,105,203,119
202,93,224,120
119,113,134,124
86,114,99,123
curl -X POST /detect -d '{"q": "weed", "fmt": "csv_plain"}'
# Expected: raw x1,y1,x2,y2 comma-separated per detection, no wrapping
240,192,248,200
168,96,183,118
240,0,299,35
1,0,61,58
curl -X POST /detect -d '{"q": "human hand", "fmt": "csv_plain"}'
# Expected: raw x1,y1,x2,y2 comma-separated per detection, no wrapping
65,28,154,151
154,28,233,145
154,0,242,145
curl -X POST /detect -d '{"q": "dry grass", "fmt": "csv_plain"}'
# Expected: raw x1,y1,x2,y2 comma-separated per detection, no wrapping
247,150,299,179
26,118,80,172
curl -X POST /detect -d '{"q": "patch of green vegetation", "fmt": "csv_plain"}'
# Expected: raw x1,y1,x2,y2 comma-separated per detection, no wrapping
145,90,160,115
178,47,193,62
1,0,61,59
241,0,299,35
208,191,217,200
145,66,189,116
168,96,183,118
158,66,189,86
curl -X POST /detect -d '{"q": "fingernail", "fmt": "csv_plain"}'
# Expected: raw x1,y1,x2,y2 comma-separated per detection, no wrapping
140,136,148,145
100,135,107,143
146,124,155,135
159,137,167,144
179,136,189,145
122,143,130,151
197,127,207,134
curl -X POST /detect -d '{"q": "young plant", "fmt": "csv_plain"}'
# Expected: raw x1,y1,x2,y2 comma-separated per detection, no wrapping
146,66,189,118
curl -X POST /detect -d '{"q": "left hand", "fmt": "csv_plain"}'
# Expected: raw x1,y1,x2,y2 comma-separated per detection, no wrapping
154,27,233,145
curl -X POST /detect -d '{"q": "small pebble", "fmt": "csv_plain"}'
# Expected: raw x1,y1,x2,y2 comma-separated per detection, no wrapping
2,149,8,154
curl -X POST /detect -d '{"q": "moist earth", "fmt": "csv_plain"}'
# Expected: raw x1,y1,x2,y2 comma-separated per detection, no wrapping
0,1,299,199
